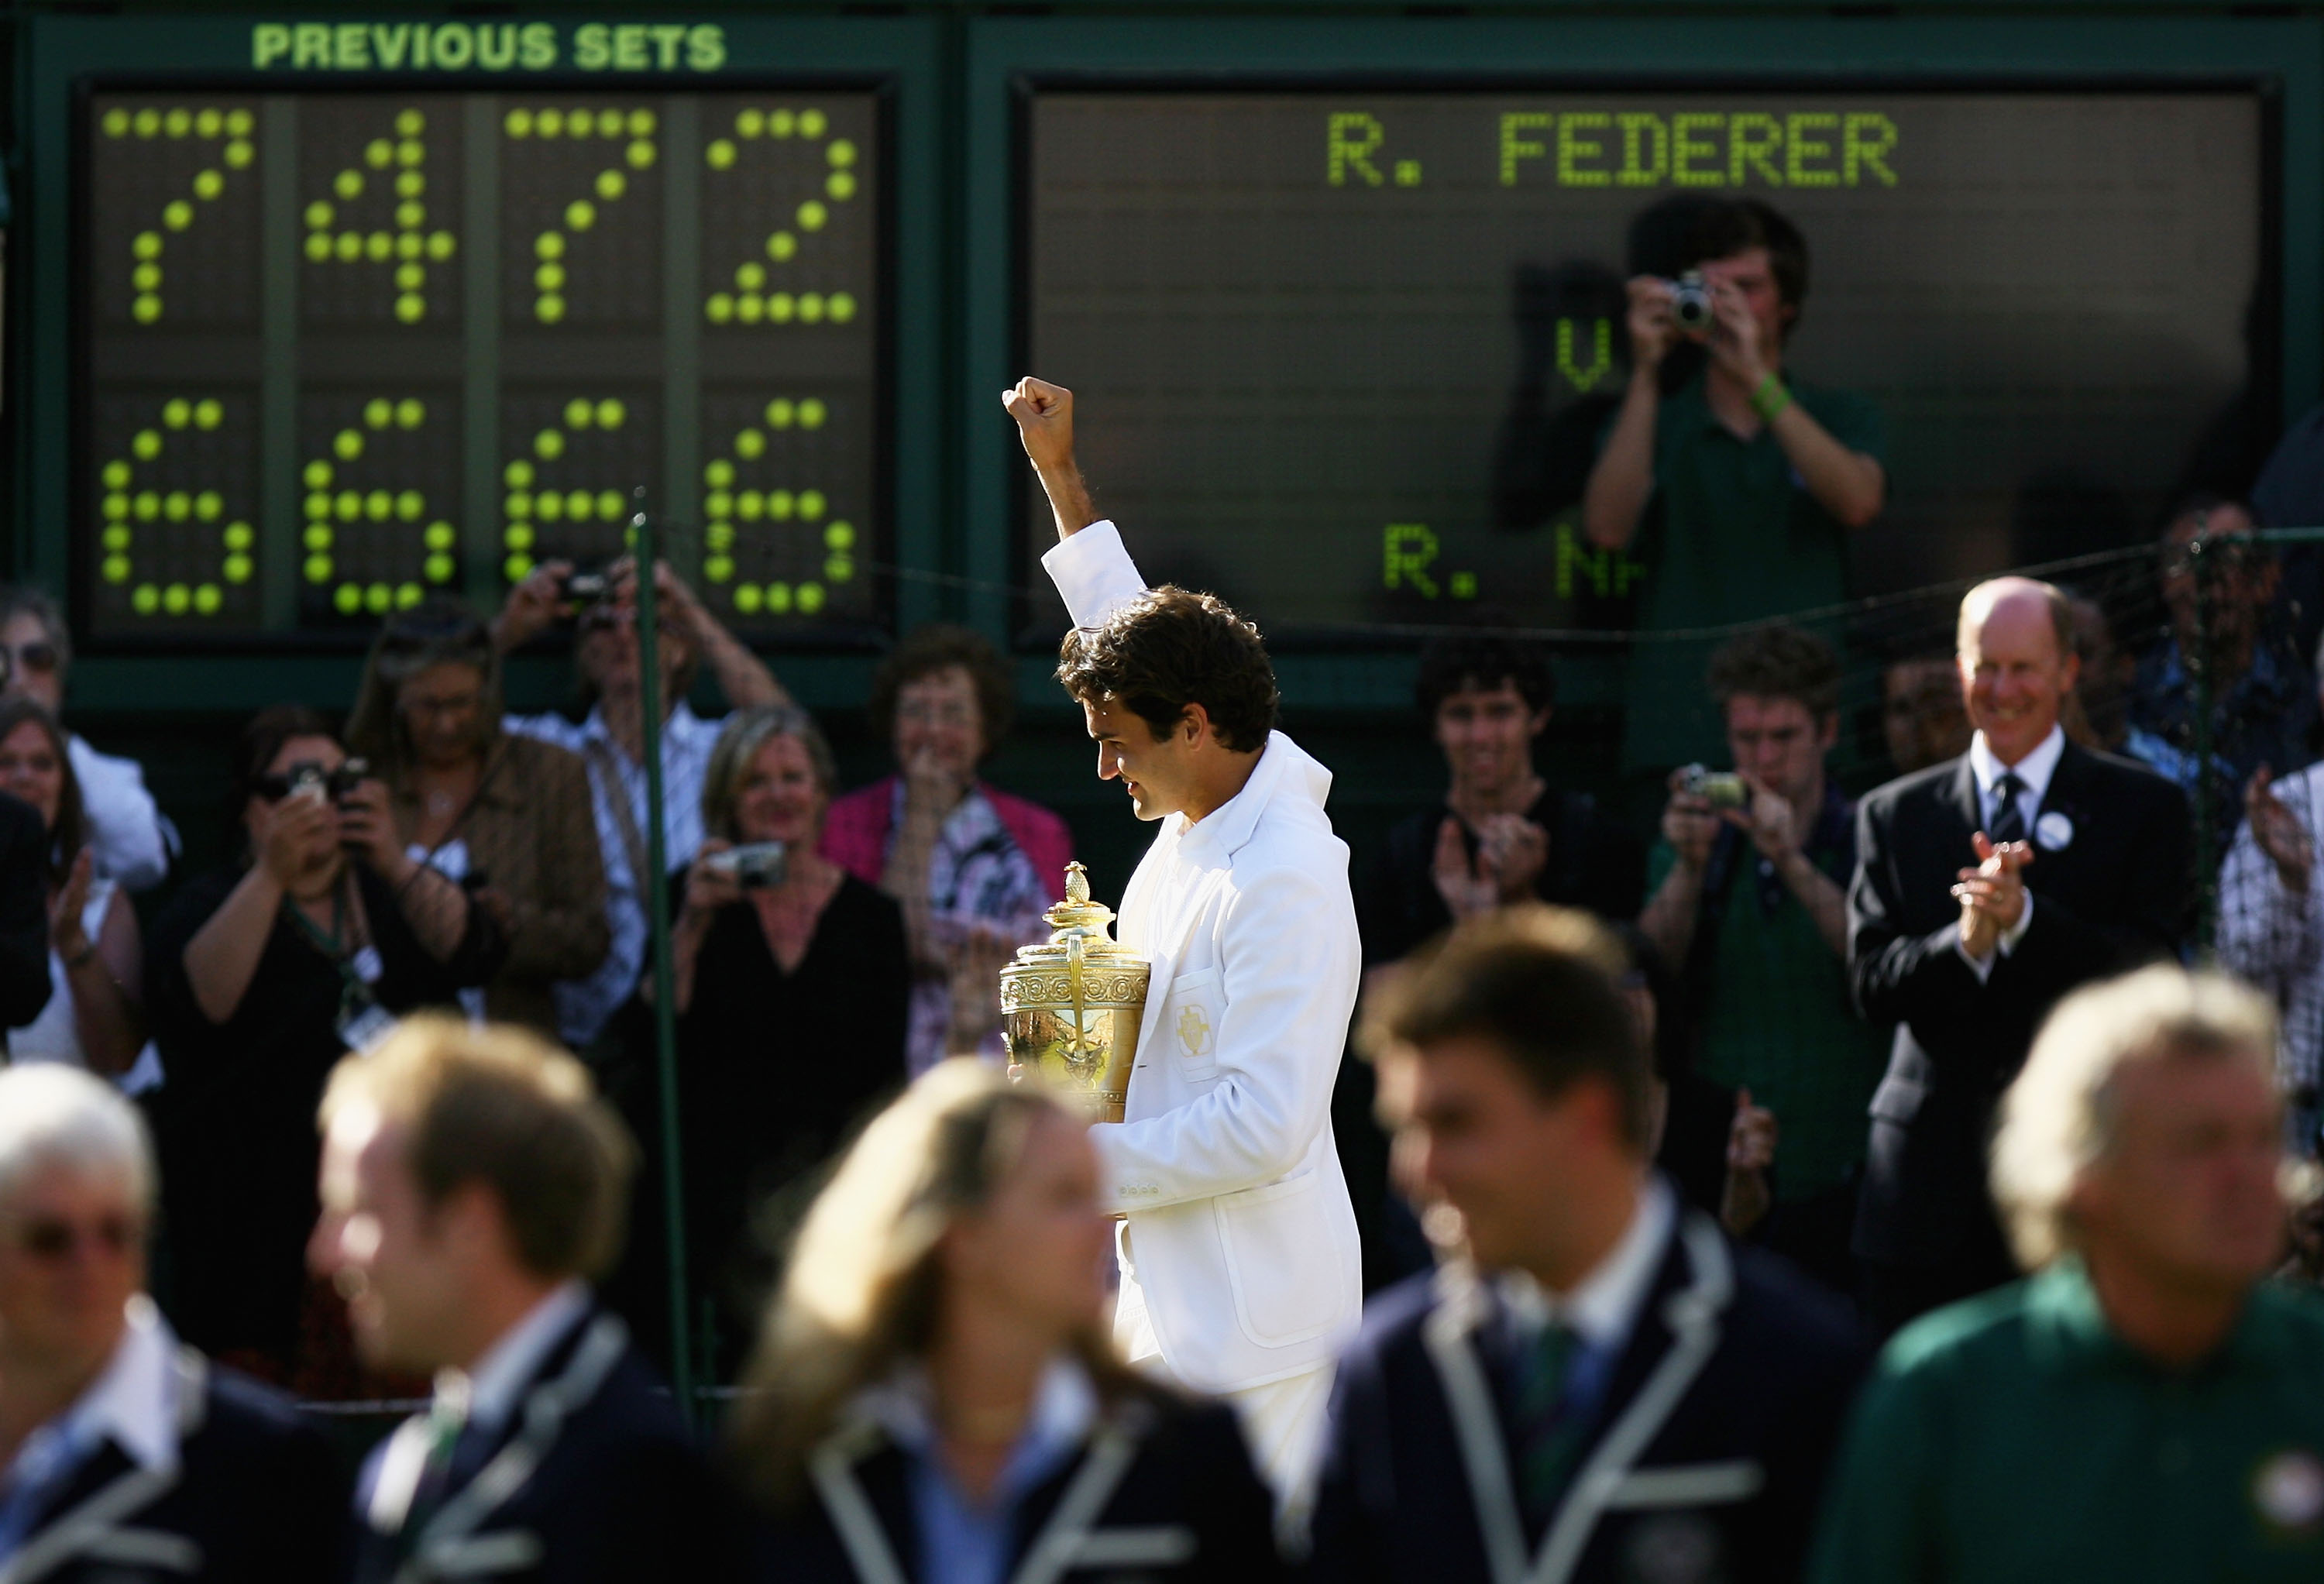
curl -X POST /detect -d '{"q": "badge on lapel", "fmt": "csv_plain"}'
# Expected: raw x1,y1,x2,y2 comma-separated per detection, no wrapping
2035,810,2074,851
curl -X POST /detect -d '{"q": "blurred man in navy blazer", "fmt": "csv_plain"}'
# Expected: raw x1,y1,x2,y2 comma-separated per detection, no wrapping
314,1015,717,1583
1848,577,2192,1334
1311,907,1863,1584
0,1064,341,1582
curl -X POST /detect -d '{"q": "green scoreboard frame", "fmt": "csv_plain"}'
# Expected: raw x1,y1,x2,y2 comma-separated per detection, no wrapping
11,5,2324,717
9,11,944,711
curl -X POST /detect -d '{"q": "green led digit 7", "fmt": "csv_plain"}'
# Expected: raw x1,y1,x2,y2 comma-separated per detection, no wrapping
98,105,255,325
504,105,658,324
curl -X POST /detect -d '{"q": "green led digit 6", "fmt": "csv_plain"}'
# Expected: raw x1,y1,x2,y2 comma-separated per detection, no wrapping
501,399,635,582
96,397,248,618
699,397,851,619
301,397,455,617
301,108,457,323
504,106,658,325
702,107,860,328
98,105,255,325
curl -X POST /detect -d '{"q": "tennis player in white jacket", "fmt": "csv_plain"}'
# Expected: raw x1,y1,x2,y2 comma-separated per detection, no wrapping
1003,376,1364,1503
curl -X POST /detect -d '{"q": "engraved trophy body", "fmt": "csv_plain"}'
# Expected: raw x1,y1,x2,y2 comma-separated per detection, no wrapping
1000,863,1150,1123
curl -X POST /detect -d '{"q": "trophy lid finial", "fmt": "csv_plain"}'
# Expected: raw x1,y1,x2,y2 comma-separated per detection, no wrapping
1064,861,1090,905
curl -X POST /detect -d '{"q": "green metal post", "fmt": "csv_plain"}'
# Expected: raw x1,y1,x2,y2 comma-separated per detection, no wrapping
632,491,696,1427
2188,519,2217,957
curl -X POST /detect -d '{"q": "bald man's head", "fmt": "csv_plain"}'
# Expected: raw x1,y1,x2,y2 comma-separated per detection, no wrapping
1958,577,2079,768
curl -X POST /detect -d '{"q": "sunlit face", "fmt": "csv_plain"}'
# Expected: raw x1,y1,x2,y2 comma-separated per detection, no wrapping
0,613,64,716
893,666,985,785
1959,587,2079,768
2071,1046,2286,1301
943,1108,1112,1342
396,661,489,770
1723,694,1833,811
246,734,349,892
310,1105,466,1373
1696,246,1793,348
1083,697,1198,823
0,1161,145,1376
1433,681,1546,794
734,734,827,847
2159,505,2273,655
0,720,66,833
1377,1036,1619,1276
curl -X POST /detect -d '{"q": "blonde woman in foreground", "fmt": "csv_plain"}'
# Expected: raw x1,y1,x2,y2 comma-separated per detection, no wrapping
728,1060,1287,1583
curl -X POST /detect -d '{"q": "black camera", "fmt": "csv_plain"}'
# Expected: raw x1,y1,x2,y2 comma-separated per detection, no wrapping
706,840,788,889
562,569,610,616
1669,270,1714,333
287,757,369,802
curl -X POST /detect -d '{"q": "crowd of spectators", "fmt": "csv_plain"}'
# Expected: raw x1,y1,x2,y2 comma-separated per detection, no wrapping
3,191,2324,1578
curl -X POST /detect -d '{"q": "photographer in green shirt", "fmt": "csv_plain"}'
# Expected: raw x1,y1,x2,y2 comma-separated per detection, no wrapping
1583,198,1886,778
1812,965,2324,1582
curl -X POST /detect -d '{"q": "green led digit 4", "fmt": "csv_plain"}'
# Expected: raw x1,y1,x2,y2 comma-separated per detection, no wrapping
301,107,456,323
301,397,453,617
703,106,860,328
99,104,255,325
95,397,246,618
504,105,658,325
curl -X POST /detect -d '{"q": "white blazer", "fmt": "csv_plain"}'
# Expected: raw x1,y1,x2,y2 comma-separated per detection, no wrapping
1044,522,1364,1393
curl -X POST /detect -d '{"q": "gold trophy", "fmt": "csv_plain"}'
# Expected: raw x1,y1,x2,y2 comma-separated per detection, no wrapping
1000,862,1150,1123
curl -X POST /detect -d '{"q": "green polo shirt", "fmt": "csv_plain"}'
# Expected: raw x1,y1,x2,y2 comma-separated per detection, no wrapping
1620,373,1886,772
1810,1260,2324,1584
1647,830,1885,1202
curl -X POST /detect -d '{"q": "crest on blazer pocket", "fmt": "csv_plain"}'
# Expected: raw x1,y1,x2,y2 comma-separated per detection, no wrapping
1177,1005,1215,1059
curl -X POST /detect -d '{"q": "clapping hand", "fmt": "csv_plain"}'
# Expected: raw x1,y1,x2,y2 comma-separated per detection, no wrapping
1721,1087,1779,1238
2248,767,2313,894
1954,833,2033,959
1431,815,1547,919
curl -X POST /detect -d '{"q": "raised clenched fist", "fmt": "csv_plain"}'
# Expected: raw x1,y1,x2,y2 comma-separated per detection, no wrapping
1002,376,1076,474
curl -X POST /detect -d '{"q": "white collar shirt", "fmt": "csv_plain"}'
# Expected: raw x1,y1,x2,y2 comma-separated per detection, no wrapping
1968,723,2066,834
0,1296,180,1562
442,1282,591,1442
1491,1176,1675,1357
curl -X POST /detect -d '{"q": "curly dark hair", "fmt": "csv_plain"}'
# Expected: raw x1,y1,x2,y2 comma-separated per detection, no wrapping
1705,624,1842,721
868,624,1016,761
1414,634,1557,720
1055,586,1279,754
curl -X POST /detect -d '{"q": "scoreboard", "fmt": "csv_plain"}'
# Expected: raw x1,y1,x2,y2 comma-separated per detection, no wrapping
1023,89,2267,634
79,84,884,641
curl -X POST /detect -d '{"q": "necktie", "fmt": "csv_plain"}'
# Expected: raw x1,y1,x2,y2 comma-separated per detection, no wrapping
398,1397,471,1551
1512,1321,1589,1521
1989,771,2027,844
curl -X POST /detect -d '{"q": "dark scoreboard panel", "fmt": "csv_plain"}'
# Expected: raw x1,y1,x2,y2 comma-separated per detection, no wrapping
1025,91,2265,633
81,88,882,640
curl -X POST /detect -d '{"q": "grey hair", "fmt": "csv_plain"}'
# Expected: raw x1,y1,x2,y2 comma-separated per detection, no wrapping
0,586,70,677
700,704,839,843
0,1065,154,1214
1991,964,2277,1270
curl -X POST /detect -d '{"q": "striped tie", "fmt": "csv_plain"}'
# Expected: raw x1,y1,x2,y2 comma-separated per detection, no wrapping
1989,771,2027,845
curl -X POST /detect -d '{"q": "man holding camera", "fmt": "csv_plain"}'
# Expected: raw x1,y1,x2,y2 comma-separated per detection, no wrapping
1581,198,1886,779
1638,627,1886,1297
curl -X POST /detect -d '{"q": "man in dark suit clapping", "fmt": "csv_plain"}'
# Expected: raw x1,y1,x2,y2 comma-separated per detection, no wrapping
1848,577,2192,1335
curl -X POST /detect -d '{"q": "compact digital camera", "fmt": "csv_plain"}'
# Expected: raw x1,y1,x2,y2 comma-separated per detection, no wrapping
706,840,789,888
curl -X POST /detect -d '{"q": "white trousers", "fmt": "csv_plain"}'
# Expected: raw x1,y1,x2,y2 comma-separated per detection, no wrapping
1118,1272,1337,1506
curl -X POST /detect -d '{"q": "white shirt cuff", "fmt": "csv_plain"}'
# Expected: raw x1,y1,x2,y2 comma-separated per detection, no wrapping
1040,519,1149,632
